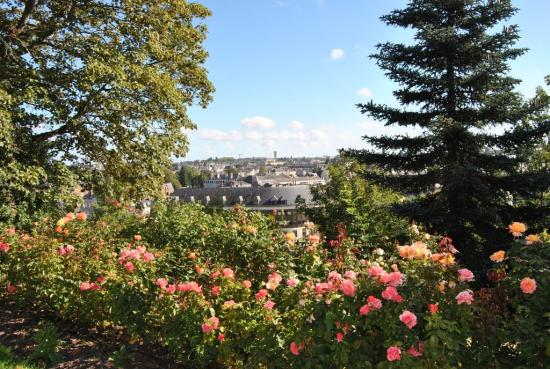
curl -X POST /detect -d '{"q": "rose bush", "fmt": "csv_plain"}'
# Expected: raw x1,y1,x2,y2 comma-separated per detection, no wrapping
0,204,548,368
469,226,550,369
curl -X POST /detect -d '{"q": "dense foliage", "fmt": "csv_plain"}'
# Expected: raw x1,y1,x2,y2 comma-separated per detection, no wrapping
342,0,550,270
300,160,408,250
0,0,214,225
1,204,547,368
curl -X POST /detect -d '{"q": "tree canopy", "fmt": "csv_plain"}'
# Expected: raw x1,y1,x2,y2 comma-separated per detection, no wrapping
343,0,550,270
0,0,214,224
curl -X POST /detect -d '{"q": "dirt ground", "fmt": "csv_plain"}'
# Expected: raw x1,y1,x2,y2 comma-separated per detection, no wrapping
0,299,180,369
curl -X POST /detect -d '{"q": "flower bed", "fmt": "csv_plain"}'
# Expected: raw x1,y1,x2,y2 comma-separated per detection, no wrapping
0,204,548,368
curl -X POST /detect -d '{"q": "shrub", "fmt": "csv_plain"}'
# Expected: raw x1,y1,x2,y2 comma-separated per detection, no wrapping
0,206,548,368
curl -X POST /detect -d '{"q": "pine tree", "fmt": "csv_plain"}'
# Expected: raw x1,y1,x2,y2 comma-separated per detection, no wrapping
343,0,550,270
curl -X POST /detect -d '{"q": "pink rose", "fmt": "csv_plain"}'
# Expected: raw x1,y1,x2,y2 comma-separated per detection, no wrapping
388,272,404,287
242,280,252,289
286,278,299,287
520,277,537,294
290,342,301,356
359,304,370,316
222,268,235,279
455,290,474,305
264,300,276,310
344,270,357,280
165,284,176,294
429,303,439,314
458,268,475,282
58,246,67,256
381,286,403,303
336,331,344,343
327,271,342,283
156,278,168,289
255,289,268,301
340,279,356,297
340,279,356,296
217,333,225,342
96,276,105,284
143,252,155,262
223,300,236,308
124,261,135,272
268,272,282,283
387,346,401,361
201,316,219,334
210,271,221,279
407,343,424,357
211,285,221,296
399,310,417,329
177,282,202,294
368,266,384,278
6,284,17,294
314,282,332,294
90,283,101,291
79,282,91,291
367,295,382,310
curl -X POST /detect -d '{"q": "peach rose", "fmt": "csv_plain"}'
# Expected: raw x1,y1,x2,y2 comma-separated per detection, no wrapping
520,277,537,294
508,222,526,237
490,250,505,263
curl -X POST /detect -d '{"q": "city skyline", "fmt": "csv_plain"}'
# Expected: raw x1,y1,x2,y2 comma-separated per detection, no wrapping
185,0,550,160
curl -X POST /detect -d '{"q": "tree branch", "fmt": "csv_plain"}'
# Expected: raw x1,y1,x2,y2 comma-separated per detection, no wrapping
32,84,109,142
11,0,39,36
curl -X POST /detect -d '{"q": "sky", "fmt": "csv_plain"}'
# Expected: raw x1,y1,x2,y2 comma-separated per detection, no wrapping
185,0,550,160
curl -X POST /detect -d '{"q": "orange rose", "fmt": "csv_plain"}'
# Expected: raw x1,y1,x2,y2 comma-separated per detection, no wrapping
508,222,526,237
76,212,87,221
489,250,505,263
525,234,540,245
285,232,295,243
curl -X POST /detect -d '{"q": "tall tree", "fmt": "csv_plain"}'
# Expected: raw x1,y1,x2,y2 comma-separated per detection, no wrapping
343,0,550,270
0,0,214,224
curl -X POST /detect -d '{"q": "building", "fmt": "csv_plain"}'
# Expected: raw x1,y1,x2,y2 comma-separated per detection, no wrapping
253,174,325,187
171,185,314,238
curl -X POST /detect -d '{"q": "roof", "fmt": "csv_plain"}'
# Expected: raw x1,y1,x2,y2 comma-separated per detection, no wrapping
171,185,313,207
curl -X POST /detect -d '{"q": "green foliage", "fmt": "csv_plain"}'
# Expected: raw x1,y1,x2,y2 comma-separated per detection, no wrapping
177,165,208,188
0,0,214,218
301,159,408,250
29,321,63,364
342,0,550,271
109,345,135,369
0,345,39,369
163,168,182,189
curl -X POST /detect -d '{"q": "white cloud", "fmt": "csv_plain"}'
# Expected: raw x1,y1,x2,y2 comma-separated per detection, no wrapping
289,120,305,130
311,129,329,140
241,116,276,129
245,131,263,140
357,87,374,97
330,48,344,60
196,128,243,141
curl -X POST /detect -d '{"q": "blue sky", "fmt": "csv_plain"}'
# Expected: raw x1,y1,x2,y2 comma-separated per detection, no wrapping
185,0,550,160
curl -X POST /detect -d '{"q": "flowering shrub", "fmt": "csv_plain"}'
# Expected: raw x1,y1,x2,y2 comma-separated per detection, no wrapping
0,206,548,368
470,226,550,368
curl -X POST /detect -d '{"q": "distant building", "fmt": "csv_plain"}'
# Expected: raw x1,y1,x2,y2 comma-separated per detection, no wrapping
253,174,325,187
162,182,175,196
171,185,315,238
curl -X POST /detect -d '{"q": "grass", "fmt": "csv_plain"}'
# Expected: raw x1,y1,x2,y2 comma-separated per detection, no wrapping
0,346,39,369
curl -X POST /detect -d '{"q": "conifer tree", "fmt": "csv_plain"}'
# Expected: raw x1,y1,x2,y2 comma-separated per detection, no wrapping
343,0,550,269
